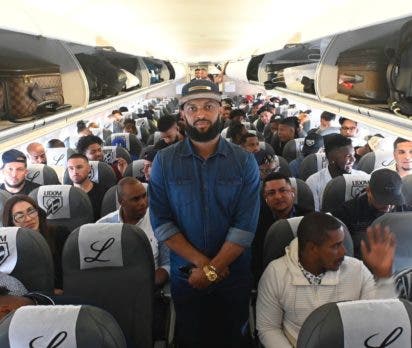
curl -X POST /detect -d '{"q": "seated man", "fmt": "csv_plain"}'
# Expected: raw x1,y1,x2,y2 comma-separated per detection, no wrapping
240,133,260,154
256,212,396,347
97,177,169,287
306,134,367,211
0,149,40,195
26,143,47,165
387,137,412,177
67,154,106,221
76,135,128,180
308,111,336,135
142,148,159,183
154,115,184,149
252,172,313,282
331,169,409,258
226,122,247,145
271,117,300,156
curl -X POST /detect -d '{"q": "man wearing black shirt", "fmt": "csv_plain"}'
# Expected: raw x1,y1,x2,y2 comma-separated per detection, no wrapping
331,169,408,259
67,154,106,221
0,149,40,195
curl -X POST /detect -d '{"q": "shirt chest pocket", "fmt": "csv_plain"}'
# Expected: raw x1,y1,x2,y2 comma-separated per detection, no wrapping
214,177,242,209
170,178,195,207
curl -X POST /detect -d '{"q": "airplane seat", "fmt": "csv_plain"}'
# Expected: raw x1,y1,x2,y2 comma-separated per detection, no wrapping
263,215,353,270
318,126,340,136
100,186,120,217
357,150,395,174
29,185,94,233
46,148,76,167
140,145,155,159
322,173,371,212
395,267,412,302
123,159,146,181
154,131,161,144
277,156,293,177
259,142,275,155
289,177,315,211
107,133,143,161
102,146,132,165
0,227,54,292
26,164,60,185
0,190,12,226
299,153,328,181
402,174,412,205
372,212,412,273
220,127,229,138
63,223,154,348
282,138,305,162
297,299,412,348
0,305,127,348
63,161,117,189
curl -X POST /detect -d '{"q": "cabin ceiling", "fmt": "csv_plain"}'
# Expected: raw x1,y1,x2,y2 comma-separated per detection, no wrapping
1,1,412,63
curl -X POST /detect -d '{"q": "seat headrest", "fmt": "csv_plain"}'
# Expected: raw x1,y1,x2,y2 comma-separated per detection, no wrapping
289,177,315,210
282,138,304,162
0,191,12,226
111,133,132,151
36,185,72,219
402,174,412,205
357,151,395,174
27,164,59,185
102,146,131,164
4,305,126,348
297,299,412,348
0,227,19,274
299,153,328,181
45,148,75,167
100,186,119,217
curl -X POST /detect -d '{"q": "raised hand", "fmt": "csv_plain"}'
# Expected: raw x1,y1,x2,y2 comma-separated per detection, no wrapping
361,224,396,278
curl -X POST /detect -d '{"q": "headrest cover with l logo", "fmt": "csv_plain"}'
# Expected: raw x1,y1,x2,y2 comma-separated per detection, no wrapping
37,185,71,219
78,223,123,270
0,227,18,274
26,164,45,185
8,305,81,347
338,299,410,348
45,148,69,166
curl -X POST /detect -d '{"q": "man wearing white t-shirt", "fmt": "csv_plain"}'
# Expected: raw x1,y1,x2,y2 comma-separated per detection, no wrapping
306,134,368,211
97,177,169,287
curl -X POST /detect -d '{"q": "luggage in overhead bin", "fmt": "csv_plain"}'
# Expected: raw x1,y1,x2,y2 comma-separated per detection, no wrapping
142,58,164,84
283,63,317,94
119,69,140,91
75,53,127,101
264,43,320,90
164,61,175,79
0,54,68,121
247,54,265,82
336,47,389,102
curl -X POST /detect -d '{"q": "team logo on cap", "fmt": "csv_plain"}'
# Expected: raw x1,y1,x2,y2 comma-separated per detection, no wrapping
350,180,369,198
305,139,315,147
0,241,9,266
43,191,63,216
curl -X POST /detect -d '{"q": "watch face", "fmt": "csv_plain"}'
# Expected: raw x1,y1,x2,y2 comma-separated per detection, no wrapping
209,273,218,281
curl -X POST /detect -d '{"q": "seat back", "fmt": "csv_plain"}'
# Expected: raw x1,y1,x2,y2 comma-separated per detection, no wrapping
26,164,60,185
297,299,412,348
402,174,412,205
299,152,328,181
109,133,143,159
45,148,75,167
259,141,275,155
372,212,412,273
100,186,120,217
0,190,12,226
63,223,154,348
322,173,371,212
282,138,305,162
29,185,94,232
0,305,126,348
395,267,412,301
102,146,132,165
289,177,315,211
276,156,292,177
357,150,395,174
0,227,54,292
263,215,353,269
63,161,117,189
123,159,146,181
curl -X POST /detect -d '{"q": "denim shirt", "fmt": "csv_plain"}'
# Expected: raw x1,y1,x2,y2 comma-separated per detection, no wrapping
149,137,260,275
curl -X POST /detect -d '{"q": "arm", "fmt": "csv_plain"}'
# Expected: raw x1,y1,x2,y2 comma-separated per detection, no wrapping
256,265,293,348
155,240,170,287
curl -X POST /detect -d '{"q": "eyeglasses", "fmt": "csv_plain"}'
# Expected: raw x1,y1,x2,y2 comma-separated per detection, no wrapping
264,188,292,197
13,207,38,223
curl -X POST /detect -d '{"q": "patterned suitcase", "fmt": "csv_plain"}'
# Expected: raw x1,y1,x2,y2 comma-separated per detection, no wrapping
0,54,65,120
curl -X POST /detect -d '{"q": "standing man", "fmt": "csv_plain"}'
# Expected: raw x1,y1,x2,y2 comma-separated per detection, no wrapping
149,79,260,348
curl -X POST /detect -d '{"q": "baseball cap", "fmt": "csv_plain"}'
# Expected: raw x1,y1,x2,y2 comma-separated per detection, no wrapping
369,169,404,205
1,149,27,168
302,133,324,156
179,79,221,106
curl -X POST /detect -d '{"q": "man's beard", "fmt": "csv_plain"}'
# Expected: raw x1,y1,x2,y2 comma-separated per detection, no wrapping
185,117,223,142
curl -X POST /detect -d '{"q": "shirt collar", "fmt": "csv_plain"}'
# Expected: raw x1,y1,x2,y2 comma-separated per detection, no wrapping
180,136,229,158
298,261,325,285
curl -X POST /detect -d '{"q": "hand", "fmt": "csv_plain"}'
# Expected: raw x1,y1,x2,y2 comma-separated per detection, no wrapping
361,224,396,278
115,157,128,176
188,267,211,289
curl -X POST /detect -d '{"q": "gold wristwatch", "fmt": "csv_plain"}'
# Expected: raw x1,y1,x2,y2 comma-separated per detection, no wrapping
203,264,218,282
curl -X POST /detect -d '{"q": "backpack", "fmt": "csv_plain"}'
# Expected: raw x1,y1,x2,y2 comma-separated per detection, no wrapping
387,20,412,117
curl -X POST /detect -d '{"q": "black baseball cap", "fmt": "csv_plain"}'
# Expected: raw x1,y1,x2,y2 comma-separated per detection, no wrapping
369,169,404,205
1,149,27,168
302,133,324,156
180,79,221,106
